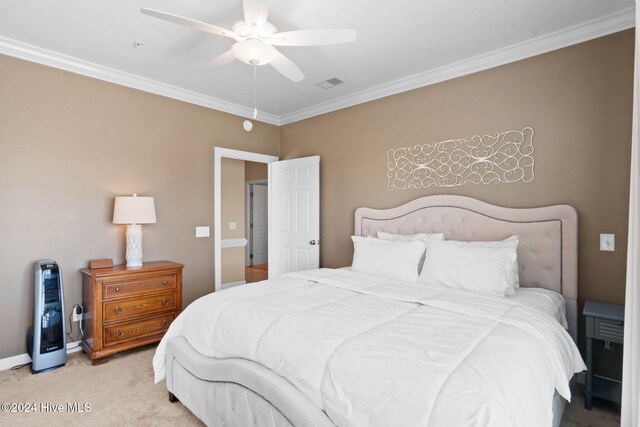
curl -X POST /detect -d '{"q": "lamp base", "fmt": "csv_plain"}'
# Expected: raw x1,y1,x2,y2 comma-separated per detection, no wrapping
125,224,144,268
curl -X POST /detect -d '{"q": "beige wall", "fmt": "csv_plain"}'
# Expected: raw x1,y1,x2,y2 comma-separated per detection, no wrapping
221,247,246,284
245,161,268,181
221,159,246,240
0,30,634,359
221,158,246,283
0,54,279,359
281,31,633,314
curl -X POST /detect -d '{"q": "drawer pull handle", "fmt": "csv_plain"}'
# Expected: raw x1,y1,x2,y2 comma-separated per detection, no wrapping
162,319,169,327
162,298,169,306
114,306,122,314
114,330,123,338
163,281,168,285
115,287,120,292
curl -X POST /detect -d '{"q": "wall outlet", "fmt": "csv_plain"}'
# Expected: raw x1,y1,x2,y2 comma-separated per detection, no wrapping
196,226,210,238
600,234,615,252
72,305,83,322
229,222,237,231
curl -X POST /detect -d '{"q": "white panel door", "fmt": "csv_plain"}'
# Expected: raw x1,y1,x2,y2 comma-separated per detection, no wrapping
269,156,320,278
251,184,268,265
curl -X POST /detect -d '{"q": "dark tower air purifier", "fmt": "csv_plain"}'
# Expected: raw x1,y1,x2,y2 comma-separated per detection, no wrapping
27,260,66,373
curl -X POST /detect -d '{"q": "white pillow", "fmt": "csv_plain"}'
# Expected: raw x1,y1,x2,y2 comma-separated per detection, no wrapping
464,236,520,288
377,231,445,242
418,237,519,296
351,236,426,283
377,231,445,275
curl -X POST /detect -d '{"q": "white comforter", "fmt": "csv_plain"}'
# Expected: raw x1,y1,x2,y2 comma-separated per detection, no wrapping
153,269,585,427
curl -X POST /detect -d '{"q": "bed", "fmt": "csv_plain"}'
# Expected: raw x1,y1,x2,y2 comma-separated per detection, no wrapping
154,195,585,426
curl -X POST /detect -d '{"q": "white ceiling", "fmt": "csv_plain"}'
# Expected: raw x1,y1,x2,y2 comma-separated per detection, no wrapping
0,0,635,124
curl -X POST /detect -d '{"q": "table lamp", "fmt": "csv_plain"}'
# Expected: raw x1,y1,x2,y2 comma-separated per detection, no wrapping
113,194,156,267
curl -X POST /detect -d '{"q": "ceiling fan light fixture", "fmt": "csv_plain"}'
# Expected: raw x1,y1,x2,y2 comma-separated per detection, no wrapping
232,39,277,65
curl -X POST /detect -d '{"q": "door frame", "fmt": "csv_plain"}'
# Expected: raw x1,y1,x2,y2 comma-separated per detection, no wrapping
214,148,278,292
245,179,268,267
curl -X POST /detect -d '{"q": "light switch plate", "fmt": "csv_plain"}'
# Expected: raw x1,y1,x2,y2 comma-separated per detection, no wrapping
229,222,237,231
600,234,615,251
196,226,210,238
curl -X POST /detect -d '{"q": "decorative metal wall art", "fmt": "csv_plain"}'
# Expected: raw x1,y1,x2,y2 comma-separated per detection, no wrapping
387,127,535,191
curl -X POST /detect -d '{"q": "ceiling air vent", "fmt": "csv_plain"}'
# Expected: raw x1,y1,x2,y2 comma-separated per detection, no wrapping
316,78,344,89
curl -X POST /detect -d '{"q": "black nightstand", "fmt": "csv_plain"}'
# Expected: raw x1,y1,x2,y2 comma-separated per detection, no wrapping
583,300,624,410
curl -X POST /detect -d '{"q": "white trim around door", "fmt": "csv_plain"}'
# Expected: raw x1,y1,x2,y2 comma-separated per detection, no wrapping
214,148,278,292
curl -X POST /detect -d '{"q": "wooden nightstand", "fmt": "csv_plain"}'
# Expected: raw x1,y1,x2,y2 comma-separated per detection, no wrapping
583,300,624,409
80,261,183,364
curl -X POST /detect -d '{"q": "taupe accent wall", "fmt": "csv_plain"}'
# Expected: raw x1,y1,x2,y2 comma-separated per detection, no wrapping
281,31,633,313
0,54,279,359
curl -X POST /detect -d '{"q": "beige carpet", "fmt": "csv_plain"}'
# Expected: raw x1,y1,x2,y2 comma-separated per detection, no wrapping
0,346,620,426
0,346,202,426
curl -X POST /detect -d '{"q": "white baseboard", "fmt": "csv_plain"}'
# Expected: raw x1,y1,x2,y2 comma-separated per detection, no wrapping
221,280,246,290
0,341,83,371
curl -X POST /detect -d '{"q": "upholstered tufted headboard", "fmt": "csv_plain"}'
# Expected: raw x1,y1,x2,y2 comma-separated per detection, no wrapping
354,195,578,342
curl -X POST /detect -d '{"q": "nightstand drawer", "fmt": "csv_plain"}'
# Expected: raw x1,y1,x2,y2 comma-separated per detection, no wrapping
103,313,175,347
103,292,177,322
103,275,176,299
594,318,624,343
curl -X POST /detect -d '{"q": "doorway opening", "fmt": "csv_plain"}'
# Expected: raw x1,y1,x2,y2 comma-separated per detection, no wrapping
245,172,268,283
214,148,278,292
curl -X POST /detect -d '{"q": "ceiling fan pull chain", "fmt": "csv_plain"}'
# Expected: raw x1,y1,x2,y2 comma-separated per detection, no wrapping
253,63,258,119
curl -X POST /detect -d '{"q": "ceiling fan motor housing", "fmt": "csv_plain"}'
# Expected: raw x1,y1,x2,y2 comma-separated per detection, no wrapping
232,21,277,39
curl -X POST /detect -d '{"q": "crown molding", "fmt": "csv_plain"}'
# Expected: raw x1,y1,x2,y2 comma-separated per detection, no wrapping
0,36,280,125
0,6,634,127
278,7,635,125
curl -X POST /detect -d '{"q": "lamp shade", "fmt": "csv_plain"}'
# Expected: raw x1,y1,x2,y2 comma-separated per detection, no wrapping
113,195,157,224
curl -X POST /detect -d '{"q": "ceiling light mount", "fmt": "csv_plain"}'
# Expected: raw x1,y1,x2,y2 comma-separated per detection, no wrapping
232,21,277,39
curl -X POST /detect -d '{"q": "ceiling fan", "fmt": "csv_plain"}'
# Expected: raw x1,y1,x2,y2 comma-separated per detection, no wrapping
141,0,357,82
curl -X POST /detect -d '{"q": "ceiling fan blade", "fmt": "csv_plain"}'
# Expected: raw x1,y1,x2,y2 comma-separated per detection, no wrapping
270,50,304,82
268,29,356,46
141,8,238,40
243,0,269,25
202,50,236,70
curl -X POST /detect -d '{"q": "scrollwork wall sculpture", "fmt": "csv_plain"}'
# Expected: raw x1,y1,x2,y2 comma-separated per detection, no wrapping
387,127,535,191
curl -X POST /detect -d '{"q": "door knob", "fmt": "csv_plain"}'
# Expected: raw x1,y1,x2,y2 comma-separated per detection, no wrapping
310,240,320,245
